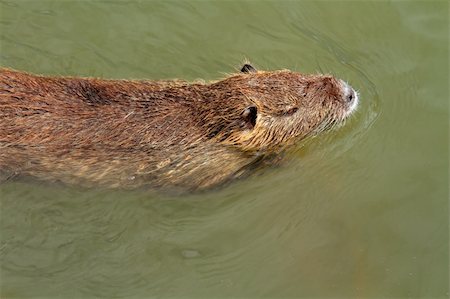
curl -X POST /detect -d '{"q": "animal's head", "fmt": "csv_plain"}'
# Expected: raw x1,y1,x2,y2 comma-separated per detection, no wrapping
202,64,359,152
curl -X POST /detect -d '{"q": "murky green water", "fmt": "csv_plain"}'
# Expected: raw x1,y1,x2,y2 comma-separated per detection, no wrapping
0,1,448,298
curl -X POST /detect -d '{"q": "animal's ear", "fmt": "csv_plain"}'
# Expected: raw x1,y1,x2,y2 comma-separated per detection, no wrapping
241,106,257,129
241,64,257,73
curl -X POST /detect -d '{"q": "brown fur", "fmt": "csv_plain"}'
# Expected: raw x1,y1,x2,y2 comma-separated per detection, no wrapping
0,66,357,191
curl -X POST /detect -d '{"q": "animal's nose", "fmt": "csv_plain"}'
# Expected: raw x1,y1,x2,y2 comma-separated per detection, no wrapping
341,80,357,104
346,88,356,103
340,80,359,114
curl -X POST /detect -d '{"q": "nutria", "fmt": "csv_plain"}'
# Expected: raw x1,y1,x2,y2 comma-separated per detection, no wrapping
0,64,358,191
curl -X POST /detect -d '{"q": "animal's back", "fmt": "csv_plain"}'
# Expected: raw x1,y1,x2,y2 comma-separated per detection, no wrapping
0,69,203,146
0,69,239,189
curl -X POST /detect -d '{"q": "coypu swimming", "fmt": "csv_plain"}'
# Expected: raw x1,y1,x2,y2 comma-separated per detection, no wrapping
0,64,358,191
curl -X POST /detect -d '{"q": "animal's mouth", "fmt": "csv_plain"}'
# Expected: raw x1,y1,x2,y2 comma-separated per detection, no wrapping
311,108,336,135
311,85,359,136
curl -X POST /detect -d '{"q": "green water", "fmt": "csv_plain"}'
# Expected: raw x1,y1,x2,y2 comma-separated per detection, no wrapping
0,1,448,298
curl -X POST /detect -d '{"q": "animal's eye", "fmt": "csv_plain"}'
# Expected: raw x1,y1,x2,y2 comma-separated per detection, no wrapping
283,107,298,116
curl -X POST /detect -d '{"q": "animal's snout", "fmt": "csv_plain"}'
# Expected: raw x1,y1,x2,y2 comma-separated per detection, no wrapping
345,87,356,103
340,80,359,113
341,81,355,103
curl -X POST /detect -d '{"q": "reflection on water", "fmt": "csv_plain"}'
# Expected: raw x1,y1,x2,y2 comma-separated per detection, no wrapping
0,1,448,298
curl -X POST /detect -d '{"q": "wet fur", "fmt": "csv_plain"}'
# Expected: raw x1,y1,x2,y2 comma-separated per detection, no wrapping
0,67,353,191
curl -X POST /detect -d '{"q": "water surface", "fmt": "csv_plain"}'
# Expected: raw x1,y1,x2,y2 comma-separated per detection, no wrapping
0,1,448,298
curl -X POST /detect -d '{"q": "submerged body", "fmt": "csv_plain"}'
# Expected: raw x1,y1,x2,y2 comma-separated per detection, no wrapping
0,65,358,191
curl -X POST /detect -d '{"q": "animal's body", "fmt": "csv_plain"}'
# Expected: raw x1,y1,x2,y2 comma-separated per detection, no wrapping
0,65,358,191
